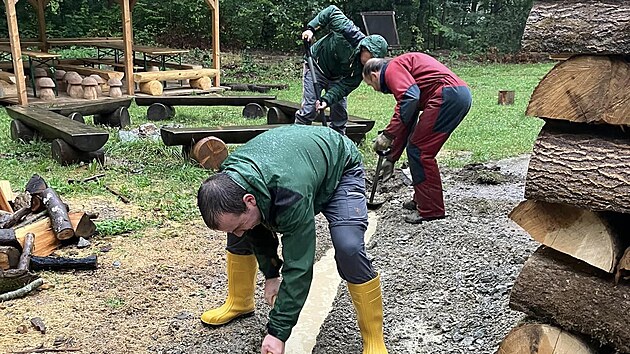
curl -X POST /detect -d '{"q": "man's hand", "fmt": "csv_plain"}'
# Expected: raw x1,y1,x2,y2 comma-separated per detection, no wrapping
264,277,281,306
315,100,328,112
380,159,394,182
373,133,392,152
302,30,314,42
261,334,285,354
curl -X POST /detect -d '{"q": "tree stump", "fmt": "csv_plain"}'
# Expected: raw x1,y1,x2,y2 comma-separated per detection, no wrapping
10,119,35,142
498,90,515,105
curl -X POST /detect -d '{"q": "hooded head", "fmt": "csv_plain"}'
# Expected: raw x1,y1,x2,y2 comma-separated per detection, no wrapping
357,34,388,65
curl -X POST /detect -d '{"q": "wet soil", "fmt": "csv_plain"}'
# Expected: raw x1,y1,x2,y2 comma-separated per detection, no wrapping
0,156,537,354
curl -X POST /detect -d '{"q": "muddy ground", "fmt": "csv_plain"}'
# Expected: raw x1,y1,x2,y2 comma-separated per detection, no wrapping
1,155,537,354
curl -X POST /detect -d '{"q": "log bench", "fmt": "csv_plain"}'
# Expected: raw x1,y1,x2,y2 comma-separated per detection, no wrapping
263,99,376,131
6,105,109,165
134,95,276,121
133,68,220,96
161,122,371,158
41,97,133,128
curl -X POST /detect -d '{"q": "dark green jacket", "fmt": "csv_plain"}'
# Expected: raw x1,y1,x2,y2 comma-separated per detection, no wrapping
307,5,388,105
221,125,363,342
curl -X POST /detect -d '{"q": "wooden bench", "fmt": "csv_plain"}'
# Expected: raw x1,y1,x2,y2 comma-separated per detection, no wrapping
134,95,276,121
133,68,219,95
263,99,376,131
161,122,371,153
79,58,143,71
6,105,109,165
38,97,133,128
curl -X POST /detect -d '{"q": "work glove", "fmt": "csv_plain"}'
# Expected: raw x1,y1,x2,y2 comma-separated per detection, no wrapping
373,133,392,152
380,159,395,182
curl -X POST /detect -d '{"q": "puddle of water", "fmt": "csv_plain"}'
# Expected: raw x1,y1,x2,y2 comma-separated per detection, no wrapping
284,212,378,353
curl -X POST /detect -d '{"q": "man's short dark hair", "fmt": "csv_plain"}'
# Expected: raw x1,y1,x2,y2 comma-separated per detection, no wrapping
362,58,390,78
197,172,247,229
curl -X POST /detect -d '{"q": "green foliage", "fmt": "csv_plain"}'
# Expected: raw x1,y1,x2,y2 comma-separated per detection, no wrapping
95,217,147,237
0,0,532,53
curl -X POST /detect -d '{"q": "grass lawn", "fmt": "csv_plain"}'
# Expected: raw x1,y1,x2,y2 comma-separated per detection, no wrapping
0,54,553,230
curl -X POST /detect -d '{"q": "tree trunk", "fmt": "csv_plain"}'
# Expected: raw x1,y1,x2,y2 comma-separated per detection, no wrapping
526,55,630,126
510,246,630,352
521,0,630,55
498,323,595,354
40,187,74,240
509,200,624,273
525,123,630,214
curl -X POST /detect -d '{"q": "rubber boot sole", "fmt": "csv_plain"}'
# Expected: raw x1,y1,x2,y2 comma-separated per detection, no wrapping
201,310,255,327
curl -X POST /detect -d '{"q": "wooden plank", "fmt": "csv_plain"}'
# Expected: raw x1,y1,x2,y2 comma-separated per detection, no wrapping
0,39,43,47
4,0,28,105
0,45,59,59
132,45,189,55
160,122,370,146
0,180,14,213
54,64,124,81
45,97,133,116
134,95,276,107
264,99,375,131
133,58,199,70
80,58,143,70
133,69,219,83
5,105,109,152
47,37,123,47
121,0,134,95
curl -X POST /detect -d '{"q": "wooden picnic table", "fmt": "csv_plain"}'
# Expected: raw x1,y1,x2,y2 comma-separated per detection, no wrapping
0,45,60,97
91,42,189,70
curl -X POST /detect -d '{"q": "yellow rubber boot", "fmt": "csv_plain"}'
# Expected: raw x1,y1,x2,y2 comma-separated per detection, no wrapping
201,252,257,326
348,274,388,354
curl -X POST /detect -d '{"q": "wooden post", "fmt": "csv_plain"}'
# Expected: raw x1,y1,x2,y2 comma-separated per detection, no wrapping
31,0,49,52
4,0,28,105
206,0,220,87
121,0,134,95
498,90,515,105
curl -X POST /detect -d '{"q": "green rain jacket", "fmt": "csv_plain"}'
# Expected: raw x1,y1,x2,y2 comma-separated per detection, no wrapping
307,5,388,106
221,125,363,342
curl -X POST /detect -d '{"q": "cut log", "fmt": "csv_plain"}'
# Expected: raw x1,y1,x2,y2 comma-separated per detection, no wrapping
267,106,292,124
105,106,131,128
509,200,623,273
189,76,212,90
139,80,163,96
18,233,34,270
615,247,630,284
0,206,31,229
25,175,47,213
242,103,267,119
10,119,35,142
521,0,630,55
147,103,175,121
0,246,20,270
0,180,14,213
190,136,228,170
498,323,595,354
498,90,515,105
14,212,86,257
0,229,21,250
526,55,630,125
40,188,74,240
525,123,630,214
51,139,105,166
30,255,97,271
510,246,630,353
133,68,219,83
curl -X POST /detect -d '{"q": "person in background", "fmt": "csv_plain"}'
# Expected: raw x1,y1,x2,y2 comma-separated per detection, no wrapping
296,5,388,134
363,54,472,224
198,125,388,354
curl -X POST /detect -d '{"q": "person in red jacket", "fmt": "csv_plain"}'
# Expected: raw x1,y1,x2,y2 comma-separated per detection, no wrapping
362,53,472,224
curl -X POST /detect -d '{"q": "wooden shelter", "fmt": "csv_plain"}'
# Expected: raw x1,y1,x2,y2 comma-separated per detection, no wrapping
1,0,220,105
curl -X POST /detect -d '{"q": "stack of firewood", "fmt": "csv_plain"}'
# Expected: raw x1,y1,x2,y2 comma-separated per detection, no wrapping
0,175,97,301
497,1,630,353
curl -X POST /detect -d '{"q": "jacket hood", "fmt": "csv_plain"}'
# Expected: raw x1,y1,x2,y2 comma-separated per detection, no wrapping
358,34,388,58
